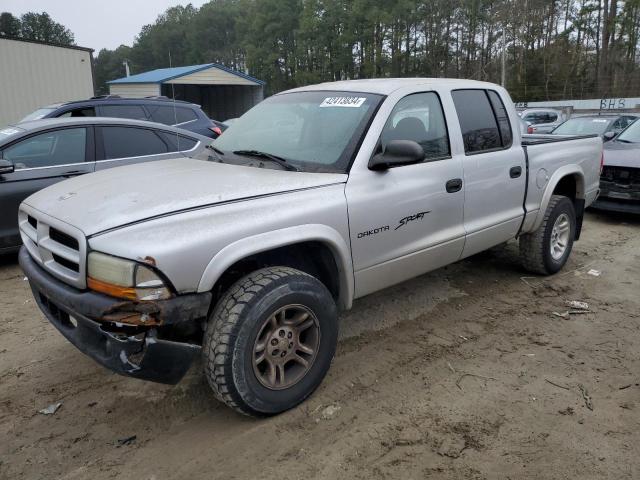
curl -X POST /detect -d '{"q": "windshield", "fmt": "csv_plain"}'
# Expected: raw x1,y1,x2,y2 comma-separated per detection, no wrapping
213,91,383,173
615,120,640,143
20,108,57,122
553,117,612,135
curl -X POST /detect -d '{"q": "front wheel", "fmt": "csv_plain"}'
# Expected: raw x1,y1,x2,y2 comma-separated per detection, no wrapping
203,267,338,416
519,195,576,275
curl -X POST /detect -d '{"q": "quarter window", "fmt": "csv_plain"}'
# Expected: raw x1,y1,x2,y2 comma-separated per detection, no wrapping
452,90,505,154
146,105,198,125
158,131,198,151
101,127,169,159
174,107,198,124
3,128,86,169
381,92,450,161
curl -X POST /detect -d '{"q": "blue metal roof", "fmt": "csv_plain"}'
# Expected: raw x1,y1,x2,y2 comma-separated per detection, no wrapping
108,63,265,85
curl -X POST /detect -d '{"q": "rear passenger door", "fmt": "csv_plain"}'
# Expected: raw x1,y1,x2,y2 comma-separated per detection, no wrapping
0,127,94,250
94,125,199,171
451,89,526,258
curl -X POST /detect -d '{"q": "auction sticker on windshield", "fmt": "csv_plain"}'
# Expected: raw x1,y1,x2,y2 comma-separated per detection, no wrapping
320,97,367,108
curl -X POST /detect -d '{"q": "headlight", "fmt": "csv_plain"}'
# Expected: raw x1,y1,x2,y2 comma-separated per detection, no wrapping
87,252,172,301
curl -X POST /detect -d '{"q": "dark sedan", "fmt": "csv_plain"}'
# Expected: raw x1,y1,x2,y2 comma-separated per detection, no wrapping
592,120,640,213
0,117,211,253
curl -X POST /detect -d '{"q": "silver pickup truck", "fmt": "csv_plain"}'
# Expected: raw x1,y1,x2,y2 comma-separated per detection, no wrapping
19,79,602,416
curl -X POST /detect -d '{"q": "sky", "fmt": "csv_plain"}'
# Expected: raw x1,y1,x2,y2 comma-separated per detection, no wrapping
2,0,209,52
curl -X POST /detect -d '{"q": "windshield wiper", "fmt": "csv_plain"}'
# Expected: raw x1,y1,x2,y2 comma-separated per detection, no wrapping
615,139,635,143
205,144,226,162
233,150,299,171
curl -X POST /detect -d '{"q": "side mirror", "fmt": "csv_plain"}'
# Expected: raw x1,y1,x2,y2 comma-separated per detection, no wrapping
0,158,14,174
369,140,424,171
603,131,616,141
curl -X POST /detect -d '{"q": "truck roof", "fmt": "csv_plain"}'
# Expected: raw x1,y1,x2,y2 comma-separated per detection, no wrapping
283,78,499,96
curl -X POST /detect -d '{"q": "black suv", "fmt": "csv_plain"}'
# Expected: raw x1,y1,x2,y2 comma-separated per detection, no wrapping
19,96,226,139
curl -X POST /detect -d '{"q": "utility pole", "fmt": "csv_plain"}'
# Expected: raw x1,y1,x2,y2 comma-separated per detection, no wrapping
123,60,130,77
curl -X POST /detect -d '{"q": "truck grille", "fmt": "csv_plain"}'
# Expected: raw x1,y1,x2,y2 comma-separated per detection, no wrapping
18,205,87,289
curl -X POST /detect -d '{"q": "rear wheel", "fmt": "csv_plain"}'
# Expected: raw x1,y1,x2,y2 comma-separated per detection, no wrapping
203,267,338,416
520,195,576,275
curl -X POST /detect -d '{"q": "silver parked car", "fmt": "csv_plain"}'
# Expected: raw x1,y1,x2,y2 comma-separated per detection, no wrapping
519,108,566,134
551,114,638,141
0,117,211,253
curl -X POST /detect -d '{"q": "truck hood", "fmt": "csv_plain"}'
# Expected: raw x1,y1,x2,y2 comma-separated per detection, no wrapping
23,158,347,236
603,141,640,168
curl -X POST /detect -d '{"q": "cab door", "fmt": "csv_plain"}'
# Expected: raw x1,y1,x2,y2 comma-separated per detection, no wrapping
0,127,95,251
450,89,526,258
346,91,466,298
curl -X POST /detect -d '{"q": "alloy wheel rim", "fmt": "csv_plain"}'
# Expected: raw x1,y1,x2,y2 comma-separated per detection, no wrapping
252,304,320,390
550,213,571,260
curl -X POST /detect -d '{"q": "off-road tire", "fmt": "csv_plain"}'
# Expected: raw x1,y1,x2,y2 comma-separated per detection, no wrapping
203,267,338,416
520,195,576,275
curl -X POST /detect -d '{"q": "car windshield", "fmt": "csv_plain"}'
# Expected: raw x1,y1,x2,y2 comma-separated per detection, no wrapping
615,120,640,143
553,117,612,135
20,108,57,122
213,91,383,173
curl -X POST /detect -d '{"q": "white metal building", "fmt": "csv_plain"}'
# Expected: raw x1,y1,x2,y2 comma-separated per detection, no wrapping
108,63,265,121
0,37,94,126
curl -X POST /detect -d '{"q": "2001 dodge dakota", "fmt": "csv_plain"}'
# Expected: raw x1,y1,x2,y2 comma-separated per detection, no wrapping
19,79,602,416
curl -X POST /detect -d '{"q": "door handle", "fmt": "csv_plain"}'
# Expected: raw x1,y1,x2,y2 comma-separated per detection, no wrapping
445,178,463,193
62,170,84,178
510,166,522,178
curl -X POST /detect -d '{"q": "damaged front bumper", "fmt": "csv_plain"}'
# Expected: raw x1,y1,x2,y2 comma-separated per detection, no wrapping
593,167,640,214
19,247,211,384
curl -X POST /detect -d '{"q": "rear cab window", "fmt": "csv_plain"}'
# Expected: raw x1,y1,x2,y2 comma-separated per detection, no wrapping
451,89,513,154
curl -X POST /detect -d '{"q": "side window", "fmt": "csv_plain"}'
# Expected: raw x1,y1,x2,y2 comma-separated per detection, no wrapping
452,89,502,154
145,105,198,125
59,107,96,118
380,92,450,161
146,105,177,125
611,118,624,132
158,131,198,151
101,127,169,159
100,104,148,120
487,90,513,148
174,107,198,124
3,128,86,169
619,116,636,130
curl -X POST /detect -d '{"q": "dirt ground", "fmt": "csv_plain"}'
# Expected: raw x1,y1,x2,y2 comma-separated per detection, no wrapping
1,210,639,480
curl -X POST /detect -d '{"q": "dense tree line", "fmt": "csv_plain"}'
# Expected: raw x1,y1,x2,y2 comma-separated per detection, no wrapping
93,0,640,101
0,11,75,46
5,2,640,102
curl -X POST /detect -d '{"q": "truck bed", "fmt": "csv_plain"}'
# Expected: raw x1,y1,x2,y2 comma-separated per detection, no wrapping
520,133,603,231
